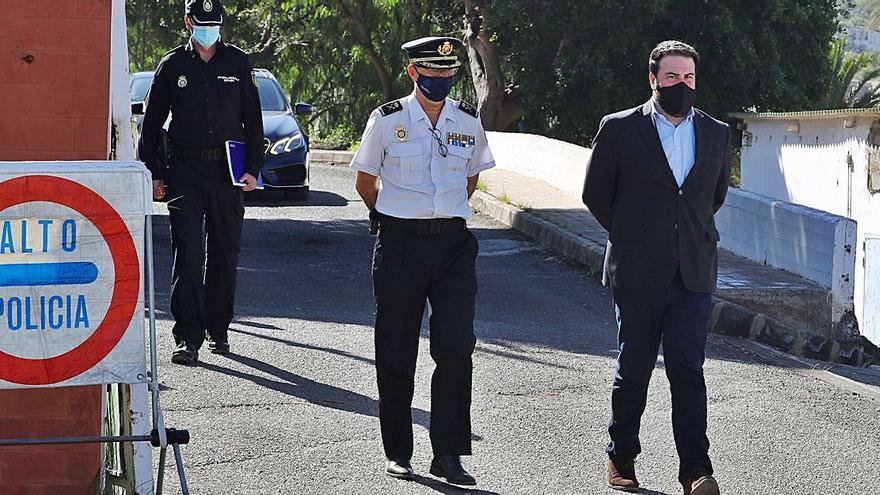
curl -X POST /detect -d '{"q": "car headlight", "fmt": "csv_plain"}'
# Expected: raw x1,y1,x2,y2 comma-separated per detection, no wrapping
269,132,304,155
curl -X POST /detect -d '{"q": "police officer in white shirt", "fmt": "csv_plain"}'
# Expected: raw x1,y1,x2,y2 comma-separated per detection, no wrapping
351,36,495,486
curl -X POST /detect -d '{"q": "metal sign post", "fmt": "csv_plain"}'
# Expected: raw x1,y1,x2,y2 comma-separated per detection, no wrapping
145,215,190,495
0,164,191,494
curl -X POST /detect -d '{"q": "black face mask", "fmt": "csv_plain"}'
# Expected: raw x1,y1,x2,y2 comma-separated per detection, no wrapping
654,81,696,117
416,71,456,102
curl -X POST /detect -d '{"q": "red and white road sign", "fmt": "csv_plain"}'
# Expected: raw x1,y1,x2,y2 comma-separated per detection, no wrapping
0,163,151,388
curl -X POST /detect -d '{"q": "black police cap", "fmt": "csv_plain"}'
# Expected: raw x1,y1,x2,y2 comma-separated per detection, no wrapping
186,0,224,26
401,37,463,69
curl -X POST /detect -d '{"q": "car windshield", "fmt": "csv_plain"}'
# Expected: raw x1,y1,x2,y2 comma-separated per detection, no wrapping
130,76,152,103
257,77,289,112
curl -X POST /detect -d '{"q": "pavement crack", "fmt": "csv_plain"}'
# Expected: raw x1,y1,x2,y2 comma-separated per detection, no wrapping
496,383,593,397
163,401,296,412
177,437,370,469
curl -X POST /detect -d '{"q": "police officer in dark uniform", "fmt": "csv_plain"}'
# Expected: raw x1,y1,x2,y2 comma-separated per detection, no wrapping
140,0,264,365
351,37,496,486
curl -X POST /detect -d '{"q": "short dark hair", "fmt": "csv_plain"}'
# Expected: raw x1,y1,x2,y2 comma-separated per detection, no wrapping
649,40,699,76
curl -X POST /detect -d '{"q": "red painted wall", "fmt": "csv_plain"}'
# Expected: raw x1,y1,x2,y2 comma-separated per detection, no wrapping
0,1,113,493
0,387,104,493
0,0,112,161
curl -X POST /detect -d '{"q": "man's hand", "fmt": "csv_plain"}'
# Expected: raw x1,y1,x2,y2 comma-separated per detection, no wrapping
153,179,166,200
467,174,479,199
239,173,258,192
355,171,380,210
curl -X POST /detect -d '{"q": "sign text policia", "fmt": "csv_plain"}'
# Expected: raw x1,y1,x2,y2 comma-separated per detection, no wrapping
0,166,149,388
0,217,94,332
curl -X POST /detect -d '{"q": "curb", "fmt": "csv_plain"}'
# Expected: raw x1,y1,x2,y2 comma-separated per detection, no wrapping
469,191,605,270
470,190,879,367
311,150,355,167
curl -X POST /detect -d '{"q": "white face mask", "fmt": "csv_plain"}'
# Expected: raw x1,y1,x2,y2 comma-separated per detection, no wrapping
192,26,220,48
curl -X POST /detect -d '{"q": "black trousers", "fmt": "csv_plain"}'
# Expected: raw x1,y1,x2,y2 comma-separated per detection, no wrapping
607,271,713,485
372,224,479,461
166,157,244,350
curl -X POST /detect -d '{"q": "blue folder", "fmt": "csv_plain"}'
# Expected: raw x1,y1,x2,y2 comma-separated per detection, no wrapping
226,140,265,189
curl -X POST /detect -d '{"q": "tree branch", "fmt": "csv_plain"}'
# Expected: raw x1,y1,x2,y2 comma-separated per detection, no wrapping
462,0,523,130
330,0,396,101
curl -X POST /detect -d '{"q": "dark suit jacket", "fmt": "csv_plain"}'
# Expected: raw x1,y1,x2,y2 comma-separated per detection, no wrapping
582,100,731,293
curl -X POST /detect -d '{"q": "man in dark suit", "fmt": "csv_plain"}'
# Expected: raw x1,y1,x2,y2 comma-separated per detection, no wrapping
582,40,730,495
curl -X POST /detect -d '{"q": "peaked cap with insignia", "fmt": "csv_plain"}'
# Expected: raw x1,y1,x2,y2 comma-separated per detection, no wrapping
401,36,463,70
186,0,224,26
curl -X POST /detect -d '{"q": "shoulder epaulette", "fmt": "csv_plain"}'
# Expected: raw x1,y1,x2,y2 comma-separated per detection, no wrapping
379,100,403,116
458,100,478,118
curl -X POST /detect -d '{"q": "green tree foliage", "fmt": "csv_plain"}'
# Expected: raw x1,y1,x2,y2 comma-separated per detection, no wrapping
818,37,880,108
490,0,844,143
127,0,844,148
128,0,467,147
127,0,186,72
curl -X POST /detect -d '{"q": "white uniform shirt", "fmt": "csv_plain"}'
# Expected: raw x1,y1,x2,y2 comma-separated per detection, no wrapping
351,91,496,219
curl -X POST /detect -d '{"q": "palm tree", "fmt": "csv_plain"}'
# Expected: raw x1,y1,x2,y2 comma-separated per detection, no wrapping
819,37,880,109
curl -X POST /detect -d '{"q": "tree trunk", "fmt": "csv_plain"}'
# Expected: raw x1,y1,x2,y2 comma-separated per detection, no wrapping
462,0,523,131
331,0,396,102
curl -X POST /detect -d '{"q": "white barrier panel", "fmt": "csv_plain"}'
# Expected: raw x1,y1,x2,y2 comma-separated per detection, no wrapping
0,162,152,388
486,131,591,200
715,187,857,324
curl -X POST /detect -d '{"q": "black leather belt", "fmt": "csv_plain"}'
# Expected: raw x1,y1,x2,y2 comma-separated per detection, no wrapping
173,146,226,161
377,213,466,236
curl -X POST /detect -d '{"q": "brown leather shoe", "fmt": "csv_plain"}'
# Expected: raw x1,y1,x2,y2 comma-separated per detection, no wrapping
606,456,639,492
683,475,720,495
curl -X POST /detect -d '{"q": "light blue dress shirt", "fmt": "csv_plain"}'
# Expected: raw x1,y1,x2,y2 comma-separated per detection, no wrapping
651,101,696,187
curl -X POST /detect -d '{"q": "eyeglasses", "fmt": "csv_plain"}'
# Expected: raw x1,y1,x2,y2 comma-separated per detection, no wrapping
414,67,459,78
429,127,448,158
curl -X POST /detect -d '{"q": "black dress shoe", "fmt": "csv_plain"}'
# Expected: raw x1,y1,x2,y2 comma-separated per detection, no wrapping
207,338,230,354
384,459,414,480
171,343,198,365
430,455,476,486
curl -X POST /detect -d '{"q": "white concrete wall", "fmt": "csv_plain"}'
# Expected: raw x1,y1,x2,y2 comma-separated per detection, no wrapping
110,0,134,161
480,129,867,337
486,132,591,199
740,116,880,343
716,188,856,323
485,129,861,336
740,119,870,215
112,1,151,492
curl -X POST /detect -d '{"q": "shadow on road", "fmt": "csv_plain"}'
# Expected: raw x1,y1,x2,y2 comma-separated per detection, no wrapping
199,353,432,431
244,189,349,207
410,474,502,495
235,320,284,331
228,326,375,366
151,212,619,358
148,204,869,391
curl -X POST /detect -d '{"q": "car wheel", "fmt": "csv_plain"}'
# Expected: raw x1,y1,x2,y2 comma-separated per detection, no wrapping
284,187,309,202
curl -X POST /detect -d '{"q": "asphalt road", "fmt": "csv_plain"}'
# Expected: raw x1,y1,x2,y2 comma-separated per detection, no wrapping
151,163,880,495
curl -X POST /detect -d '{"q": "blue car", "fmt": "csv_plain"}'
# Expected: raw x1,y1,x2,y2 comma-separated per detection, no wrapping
131,68,313,201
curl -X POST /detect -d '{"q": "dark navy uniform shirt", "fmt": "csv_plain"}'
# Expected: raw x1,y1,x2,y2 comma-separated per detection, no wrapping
140,40,264,180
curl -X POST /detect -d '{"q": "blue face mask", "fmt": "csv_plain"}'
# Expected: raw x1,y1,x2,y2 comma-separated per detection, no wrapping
192,26,220,48
416,71,456,102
